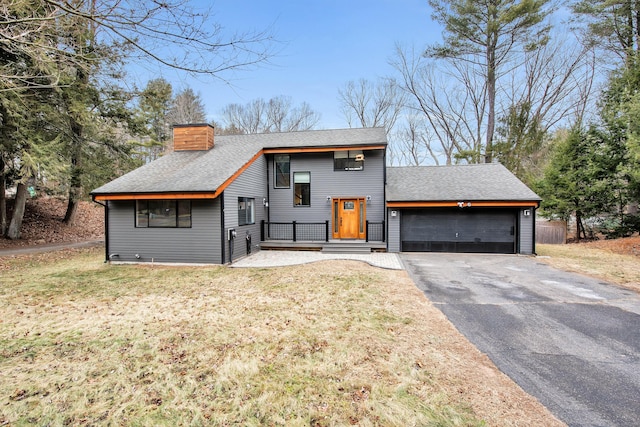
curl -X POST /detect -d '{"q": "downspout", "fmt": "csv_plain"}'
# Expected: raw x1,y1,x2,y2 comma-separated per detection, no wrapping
91,197,109,263
532,207,537,255
383,147,388,251
266,154,271,225
516,208,521,254
220,191,225,264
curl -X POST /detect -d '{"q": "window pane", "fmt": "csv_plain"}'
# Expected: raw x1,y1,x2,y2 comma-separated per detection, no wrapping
294,183,310,206
238,197,255,225
149,200,177,227
246,198,255,224
293,171,310,183
238,197,247,225
293,172,310,206
135,200,191,228
136,200,149,227
178,200,191,228
274,155,290,188
334,150,363,171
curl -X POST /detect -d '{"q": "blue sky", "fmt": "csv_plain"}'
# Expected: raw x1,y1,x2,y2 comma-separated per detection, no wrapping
156,0,439,128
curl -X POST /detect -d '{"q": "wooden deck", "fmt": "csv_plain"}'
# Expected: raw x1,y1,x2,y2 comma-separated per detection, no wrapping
260,239,387,253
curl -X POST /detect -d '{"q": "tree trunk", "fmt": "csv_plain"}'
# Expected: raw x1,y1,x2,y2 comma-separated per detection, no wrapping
63,102,84,226
575,211,583,242
0,157,6,236
485,34,497,164
63,194,79,225
6,183,27,240
63,144,81,225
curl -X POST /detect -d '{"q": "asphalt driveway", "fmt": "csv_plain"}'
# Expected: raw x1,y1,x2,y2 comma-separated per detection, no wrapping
401,253,640,427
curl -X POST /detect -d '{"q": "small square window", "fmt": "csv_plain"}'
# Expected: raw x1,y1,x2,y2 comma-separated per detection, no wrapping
149,200,177,227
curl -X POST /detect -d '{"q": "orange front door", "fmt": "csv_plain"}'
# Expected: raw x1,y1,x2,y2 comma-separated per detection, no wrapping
333,198,366,239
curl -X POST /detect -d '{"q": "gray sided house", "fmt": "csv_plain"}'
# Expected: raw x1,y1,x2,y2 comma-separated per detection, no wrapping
91,124,388,264
91,124,541,264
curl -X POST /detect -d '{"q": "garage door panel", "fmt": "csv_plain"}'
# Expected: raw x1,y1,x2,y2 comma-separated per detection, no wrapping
401,208,516,254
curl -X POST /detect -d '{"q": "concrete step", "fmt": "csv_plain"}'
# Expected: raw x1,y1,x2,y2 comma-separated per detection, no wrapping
321,244,372,254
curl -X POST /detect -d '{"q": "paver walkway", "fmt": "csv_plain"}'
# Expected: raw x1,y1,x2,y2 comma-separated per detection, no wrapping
230,250,403,269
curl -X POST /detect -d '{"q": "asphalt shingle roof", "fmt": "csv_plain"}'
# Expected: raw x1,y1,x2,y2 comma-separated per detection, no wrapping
386,164,541,202
91,127,387,195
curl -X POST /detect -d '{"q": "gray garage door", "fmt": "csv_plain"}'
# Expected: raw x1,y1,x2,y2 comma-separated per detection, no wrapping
401,208,516,253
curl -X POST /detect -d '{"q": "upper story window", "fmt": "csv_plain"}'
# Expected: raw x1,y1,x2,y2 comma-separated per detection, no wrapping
334,150,364,171
136,200,191,228
238,197,255,225
274,154,290,188
293,172,311,206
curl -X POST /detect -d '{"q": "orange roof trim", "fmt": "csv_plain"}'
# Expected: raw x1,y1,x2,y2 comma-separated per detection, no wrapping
93,150,265,201
387,201,540,208
263,145,386,154
93,192,217,201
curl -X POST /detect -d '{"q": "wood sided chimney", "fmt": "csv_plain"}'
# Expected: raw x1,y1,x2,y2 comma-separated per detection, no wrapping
173,123,214,151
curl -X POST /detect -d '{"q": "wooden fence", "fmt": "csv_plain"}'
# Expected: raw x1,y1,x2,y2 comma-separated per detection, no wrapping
536,220,566,244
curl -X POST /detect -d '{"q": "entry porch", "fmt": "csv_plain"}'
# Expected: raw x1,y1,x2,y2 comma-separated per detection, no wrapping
259,220,386,253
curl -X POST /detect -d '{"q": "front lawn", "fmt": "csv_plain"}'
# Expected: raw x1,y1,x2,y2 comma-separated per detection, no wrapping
0,248,560,426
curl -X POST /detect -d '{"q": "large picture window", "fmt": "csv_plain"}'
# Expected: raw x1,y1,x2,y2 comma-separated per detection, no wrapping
238,197,255,225
293,172,311,206
136,200,191,228
334,150,364,171
274,154,290,188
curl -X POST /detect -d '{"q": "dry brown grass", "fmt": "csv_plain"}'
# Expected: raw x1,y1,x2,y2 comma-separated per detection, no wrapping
537,240,640,294
0,248,562,426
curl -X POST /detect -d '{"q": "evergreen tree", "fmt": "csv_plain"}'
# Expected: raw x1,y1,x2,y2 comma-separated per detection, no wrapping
537,127,619,240
134,78,174,162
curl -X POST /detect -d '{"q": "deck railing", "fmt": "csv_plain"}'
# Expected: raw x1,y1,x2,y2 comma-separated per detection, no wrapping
365,221,385,242
261,220,329,242
261,220,385,242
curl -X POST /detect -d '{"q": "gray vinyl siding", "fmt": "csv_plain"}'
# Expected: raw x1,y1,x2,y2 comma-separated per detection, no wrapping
107,199,221,264
387,208,401,252
519,208,535,255
223,155,268,263
266,150,386,224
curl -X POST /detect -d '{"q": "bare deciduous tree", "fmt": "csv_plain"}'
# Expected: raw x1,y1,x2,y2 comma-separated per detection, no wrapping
221,96,320,134
338,78,404,131
391,45,484,165
495,34,598,179
391,33,596,170
0,0,277,91
393,115,438,166
167,88,207,125
427,0,554,162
